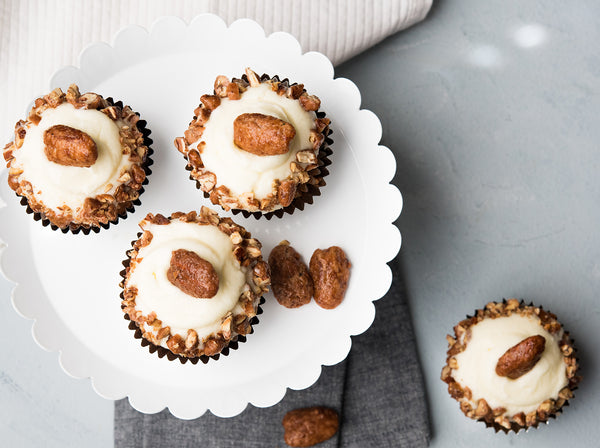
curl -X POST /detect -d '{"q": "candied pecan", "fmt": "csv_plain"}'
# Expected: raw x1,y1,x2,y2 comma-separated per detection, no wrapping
282,406,339,447
496,335,546,379
43,125,98,167
233,113,296,156
269,241,313,308
309,247,351,310
167,249,219,298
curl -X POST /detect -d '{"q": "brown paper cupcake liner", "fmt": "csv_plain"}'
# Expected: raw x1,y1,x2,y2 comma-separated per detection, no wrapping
11,96,153,235
180,72,332,220
119,220,267,364
442,299,581,434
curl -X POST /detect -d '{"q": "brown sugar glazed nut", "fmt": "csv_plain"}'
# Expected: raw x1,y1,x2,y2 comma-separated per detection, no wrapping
233,113,296,156
309,246,351,310
43,124,98,167
268,241,313,308
283,406,339,447
496,335,546,379
167,249,219,299
441,299,581,432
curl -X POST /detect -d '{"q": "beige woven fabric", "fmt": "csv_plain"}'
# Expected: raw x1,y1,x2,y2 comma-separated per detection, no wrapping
0,0,431,135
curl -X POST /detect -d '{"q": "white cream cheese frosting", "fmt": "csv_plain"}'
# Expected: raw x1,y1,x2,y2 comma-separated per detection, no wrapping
198,83,316,199
453,314,568,415
127,221,248,342
12,103,132,209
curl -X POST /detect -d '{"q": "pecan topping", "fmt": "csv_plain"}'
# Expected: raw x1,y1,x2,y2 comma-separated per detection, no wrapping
282,406,339,447
309,247,351,310
496,335,546,379
269,241,313,308
43,125,98,167
233,113,296,156
287,84,305,99
278,179,297,207
167,249,219,298
299,94,321,112
200,94,221,111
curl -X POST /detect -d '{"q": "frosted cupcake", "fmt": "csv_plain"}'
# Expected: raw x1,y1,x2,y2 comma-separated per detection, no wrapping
174,68,331,218
120,207,270,363
441,299,580,432
3,85,151,233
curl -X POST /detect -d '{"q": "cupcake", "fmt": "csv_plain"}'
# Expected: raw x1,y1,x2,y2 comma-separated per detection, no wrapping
3,85,152,233
441,299,580,432
174,68,331,219
120,206,270,363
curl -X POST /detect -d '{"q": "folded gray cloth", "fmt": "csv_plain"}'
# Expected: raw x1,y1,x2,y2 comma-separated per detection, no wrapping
114,256,430,448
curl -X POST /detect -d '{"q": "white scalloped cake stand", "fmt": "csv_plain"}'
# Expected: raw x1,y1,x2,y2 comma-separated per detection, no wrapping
0,15,402,419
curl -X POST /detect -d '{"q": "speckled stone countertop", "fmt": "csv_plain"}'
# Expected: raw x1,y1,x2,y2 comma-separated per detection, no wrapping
2,1,599,446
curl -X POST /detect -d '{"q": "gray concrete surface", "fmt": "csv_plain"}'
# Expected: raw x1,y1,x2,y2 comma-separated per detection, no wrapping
337,0,598,445
1,1,599,446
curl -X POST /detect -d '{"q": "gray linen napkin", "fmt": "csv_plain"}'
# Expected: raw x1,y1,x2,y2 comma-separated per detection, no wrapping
115,256,430,448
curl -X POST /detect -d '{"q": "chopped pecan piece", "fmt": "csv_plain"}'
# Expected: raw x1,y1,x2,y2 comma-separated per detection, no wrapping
299,94,321,111
278,179,297,207
200,94,221,111
203,337,226,356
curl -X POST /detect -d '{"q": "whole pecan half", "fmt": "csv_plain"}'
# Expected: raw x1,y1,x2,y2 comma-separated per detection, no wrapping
309,246,351,310
43,124,98,167
283,406,339,447
167,249,219,298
